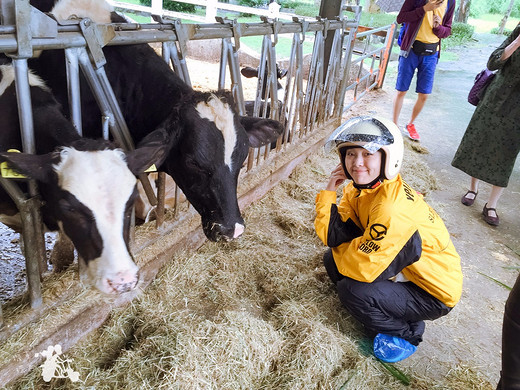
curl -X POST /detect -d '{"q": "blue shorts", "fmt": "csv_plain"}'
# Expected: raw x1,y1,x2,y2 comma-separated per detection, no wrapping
395,50,439,94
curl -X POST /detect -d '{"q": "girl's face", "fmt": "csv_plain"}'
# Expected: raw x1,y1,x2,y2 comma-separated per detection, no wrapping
344,148,382,185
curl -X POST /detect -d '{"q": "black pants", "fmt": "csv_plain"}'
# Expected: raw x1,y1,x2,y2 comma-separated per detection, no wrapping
323,249,451,346
497,273,520,390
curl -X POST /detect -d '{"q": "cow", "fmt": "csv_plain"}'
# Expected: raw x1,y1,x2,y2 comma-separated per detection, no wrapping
0,58,170,294
241,64,288,101
240,64,291,149
241,64,288,119
29,0,284,242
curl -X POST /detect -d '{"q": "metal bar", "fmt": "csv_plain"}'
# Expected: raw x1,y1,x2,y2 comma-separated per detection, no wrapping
19,196,44,309
0,20,352,55
377,23,397,88
155,172,166,228
218,39,228,92
12,58,48,279
227,43,246,116
65,48,83,135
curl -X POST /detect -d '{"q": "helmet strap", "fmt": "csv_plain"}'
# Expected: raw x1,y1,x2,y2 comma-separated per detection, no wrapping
352,176,383,190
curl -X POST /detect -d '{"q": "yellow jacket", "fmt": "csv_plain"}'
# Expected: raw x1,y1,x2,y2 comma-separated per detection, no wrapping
314,174,462,307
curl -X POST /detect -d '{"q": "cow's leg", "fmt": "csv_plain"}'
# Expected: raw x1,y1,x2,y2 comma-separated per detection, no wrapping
49,232,75,272
78,256,88,284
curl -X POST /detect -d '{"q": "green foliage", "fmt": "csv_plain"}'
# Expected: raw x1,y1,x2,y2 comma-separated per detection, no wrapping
359,12,397,28
491,26,513,36
443,22,475,49
293,4,319,17
238,0,265,7
470,0,520,19
280,0,303,9
451,21,475,40
138,0,195,13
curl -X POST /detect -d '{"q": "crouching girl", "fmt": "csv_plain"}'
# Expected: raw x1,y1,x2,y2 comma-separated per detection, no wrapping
314,116,463,363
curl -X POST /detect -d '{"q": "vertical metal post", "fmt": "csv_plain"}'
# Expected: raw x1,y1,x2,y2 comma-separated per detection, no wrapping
319,0,343,75
13,59,47,301
377,23,397,88
65,48,83,135
218,38,228,92
335,24,359,116
155,172,166,228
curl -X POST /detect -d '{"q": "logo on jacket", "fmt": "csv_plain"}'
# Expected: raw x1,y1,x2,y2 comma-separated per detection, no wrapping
369,223,387,241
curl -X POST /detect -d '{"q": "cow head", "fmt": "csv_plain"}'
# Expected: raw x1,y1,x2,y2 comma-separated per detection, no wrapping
0,136,169,294
241,64,288,100
157,92,283,242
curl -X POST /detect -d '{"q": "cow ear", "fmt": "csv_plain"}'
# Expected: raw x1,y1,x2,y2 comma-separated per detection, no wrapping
239,116,284,148
127,130,172,175
0,152,56,183
240,66,260,78
277,67,288,79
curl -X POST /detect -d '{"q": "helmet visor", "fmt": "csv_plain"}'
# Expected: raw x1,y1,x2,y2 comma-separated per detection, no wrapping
325,116,395,154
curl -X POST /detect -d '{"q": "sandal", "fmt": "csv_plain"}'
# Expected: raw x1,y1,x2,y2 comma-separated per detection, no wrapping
461,190,478,206
482,204,499,226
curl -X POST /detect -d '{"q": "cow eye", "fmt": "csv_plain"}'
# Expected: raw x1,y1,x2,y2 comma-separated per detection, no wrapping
186,158,207,174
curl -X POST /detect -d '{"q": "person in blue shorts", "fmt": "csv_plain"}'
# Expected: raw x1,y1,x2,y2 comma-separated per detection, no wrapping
392,0,456,141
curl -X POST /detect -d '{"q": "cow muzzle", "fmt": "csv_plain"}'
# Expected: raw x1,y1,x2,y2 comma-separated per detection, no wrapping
104,270,140,294
82,257,140,295
204,221,245,242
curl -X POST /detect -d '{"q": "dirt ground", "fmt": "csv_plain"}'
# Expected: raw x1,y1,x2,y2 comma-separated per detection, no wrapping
2,32,519,388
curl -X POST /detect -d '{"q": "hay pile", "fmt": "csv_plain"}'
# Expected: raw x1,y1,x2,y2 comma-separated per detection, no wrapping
7,142,493,390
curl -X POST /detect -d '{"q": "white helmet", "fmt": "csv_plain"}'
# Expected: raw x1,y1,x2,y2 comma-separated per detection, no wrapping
325,115,403,182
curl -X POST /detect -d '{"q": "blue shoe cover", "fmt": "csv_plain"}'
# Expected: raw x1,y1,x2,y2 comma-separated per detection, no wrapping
373,333,417,363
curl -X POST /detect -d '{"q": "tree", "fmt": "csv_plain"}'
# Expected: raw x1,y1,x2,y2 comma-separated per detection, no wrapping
365,0,381,13
455,0,471,23
498,0,516,34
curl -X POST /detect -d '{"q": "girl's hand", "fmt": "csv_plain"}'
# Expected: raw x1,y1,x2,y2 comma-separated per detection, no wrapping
326,164,347,191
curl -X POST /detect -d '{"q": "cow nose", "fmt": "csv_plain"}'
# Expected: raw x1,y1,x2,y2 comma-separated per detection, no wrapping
206,221,245,242
106,270,139,293
233,223,245,239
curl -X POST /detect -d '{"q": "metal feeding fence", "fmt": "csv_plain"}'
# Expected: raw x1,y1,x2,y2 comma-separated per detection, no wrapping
0,0,396,384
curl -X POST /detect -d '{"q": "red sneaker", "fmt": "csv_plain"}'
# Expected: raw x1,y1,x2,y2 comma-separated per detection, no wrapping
406,123,420,141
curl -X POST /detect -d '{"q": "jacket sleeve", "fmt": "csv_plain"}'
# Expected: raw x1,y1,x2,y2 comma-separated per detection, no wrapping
487,24,520,70
432,0,455,38
331,199,422,283
396,0,425,24
314,190,363,248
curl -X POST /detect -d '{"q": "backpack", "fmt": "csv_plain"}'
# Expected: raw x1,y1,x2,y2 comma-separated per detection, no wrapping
397,23,406,46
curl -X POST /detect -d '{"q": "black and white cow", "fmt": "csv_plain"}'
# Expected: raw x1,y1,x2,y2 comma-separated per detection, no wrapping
0,58,169,294
29,0,284,242
241,64,288,119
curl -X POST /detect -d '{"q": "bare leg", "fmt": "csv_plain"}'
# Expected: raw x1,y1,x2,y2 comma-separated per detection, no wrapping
486,186,505,217
409,93,429,125
465,177,479,201
393,90,407,125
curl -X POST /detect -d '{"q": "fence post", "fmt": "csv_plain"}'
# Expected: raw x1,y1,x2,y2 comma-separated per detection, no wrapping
318,0,343,75
151,0,163,17
377,22,397,88
206,0,218,22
